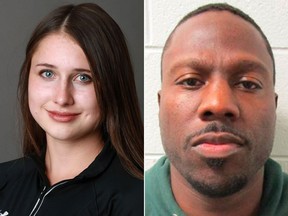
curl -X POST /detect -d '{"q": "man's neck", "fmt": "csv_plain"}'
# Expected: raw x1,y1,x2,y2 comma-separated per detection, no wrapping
170,165,264,216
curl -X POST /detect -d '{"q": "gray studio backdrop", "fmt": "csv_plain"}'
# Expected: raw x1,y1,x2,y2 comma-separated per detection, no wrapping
0,0,143,162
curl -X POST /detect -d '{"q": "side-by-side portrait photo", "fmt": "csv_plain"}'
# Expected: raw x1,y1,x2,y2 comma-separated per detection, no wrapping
0,0,288,215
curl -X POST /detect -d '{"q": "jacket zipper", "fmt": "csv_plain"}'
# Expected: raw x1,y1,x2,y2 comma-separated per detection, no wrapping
28,181,68,216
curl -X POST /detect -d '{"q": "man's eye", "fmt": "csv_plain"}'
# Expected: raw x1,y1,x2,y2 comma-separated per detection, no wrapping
75,74,92,83
177,78,204,88
236,81,262,90
40,70,54,78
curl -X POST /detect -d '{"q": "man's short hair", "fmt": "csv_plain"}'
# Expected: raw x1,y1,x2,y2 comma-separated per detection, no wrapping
162,3,275,84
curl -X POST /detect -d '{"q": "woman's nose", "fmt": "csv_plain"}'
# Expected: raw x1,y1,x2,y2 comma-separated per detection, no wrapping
53,81,74,106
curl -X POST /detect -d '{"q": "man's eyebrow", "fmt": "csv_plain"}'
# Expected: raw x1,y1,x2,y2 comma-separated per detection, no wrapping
168,59,270,75
169,58,213,75
229,59,269,74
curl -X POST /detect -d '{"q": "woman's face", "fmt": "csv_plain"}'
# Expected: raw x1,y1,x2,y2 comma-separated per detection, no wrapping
28,33,100,143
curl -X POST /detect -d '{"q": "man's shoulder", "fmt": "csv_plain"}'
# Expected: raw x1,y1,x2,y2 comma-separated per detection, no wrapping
146,156,169,177
145,156,170,200
265,158,288,183
145,155,171,189
260,158,288,215
145,156,185,216
264,158,288,191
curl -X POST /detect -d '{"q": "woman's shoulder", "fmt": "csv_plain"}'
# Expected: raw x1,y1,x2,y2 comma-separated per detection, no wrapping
88,154,143,214
0,157,35,169
0,157,25,172
85,145,143,190
0,157,37,182
104,154,143,187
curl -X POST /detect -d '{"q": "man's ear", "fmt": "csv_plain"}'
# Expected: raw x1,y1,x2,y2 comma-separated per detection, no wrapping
275,92,278,108
158,90,161,107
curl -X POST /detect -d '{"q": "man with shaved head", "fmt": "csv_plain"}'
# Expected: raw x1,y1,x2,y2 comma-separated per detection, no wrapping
145,3,288,216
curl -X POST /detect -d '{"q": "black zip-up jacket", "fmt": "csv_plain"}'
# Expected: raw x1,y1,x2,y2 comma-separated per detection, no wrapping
0,142,143,215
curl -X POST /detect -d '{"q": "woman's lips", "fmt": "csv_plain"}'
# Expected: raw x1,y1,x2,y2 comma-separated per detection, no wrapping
47,111,80,122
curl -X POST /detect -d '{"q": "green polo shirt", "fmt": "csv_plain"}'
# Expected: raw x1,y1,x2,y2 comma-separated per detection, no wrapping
145,156,288,216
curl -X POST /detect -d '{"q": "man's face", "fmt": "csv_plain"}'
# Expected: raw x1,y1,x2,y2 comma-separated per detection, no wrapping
159,11,277,197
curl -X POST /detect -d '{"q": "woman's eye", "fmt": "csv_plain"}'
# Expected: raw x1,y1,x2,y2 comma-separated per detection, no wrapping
236,81,262,90
75,74,92,83
40,70,54,78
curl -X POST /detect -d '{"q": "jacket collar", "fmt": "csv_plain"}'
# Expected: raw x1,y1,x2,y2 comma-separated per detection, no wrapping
30,139,116,184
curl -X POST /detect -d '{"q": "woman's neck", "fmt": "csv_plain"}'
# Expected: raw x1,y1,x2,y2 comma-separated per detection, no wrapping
45,132,104,185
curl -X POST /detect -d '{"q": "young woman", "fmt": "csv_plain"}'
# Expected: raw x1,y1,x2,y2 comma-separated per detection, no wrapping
0,3,143,215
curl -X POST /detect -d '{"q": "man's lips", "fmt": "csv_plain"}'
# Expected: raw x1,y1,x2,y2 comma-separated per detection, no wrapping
47,111,80,122
191,133,245,158
191,132,244,146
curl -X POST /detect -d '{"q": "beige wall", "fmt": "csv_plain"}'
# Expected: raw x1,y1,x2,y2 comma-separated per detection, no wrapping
144,0,288,172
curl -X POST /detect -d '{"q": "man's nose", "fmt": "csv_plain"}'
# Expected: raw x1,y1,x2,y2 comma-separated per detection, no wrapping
53,81,74,106
197,81,240,122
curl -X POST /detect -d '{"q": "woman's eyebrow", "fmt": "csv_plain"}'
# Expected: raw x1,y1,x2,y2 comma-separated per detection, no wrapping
36,63,57,68
35,63,91,73
74,68,91,73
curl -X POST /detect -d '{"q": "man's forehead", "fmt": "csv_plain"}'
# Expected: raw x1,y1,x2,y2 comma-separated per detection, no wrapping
162,10,268,63
168,11,261,48
161,10,273,81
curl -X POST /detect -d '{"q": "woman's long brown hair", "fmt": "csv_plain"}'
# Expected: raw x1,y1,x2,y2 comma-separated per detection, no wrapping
18,3,143,179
